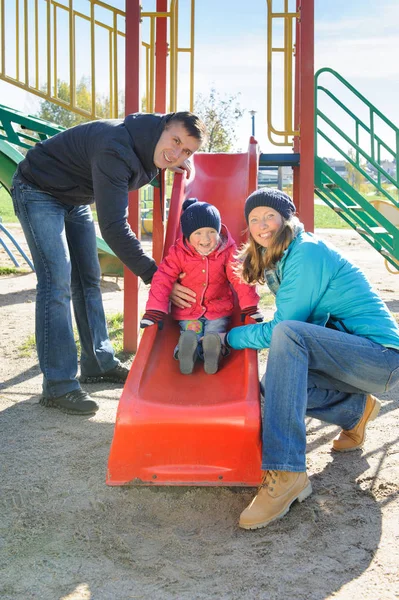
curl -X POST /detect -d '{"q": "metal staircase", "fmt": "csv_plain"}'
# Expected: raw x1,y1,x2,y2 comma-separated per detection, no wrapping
314,68,399,272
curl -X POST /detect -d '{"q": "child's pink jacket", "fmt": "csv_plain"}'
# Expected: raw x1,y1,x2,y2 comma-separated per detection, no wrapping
146,224,259,321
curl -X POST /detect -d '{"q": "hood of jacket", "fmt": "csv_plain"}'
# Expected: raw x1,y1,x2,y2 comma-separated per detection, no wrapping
124,112,174,182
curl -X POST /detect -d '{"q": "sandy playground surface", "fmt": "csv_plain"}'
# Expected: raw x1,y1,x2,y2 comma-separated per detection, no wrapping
0,224,399,600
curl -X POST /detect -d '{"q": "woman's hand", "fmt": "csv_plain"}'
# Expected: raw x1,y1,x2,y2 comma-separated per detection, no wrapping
170,273,196,308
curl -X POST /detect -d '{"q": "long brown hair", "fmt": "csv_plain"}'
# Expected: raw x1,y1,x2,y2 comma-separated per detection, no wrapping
235,217,297,285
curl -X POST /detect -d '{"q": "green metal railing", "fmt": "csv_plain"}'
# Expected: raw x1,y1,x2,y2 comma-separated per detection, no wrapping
0,102,65,149
314,68,399,271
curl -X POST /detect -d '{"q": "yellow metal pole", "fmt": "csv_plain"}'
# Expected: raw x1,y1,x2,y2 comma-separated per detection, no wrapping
0,0,5,75
16,0,20,81
113,10,118,117
69,0,75,109
90,1,96,116
24,0,28,86
53,4,57,97
149,16,155,111
47,0,51,96
35,0,39,89
169,0,177,111
109,29,113,116
190,0,195,111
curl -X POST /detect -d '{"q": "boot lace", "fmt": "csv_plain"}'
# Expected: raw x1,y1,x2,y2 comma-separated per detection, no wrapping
259,470,279,491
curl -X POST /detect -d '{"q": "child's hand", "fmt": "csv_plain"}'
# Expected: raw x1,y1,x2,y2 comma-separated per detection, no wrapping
240,306,264,323
140,310,165,330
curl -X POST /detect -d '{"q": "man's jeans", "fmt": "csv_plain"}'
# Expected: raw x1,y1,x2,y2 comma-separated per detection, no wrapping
11,177,118,398
261,321,399,472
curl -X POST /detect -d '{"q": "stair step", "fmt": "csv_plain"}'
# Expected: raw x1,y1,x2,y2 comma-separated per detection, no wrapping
333,206,363,213
355,226,390,235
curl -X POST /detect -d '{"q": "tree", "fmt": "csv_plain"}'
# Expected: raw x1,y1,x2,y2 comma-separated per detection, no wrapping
36,77,113,128
194,88,244,152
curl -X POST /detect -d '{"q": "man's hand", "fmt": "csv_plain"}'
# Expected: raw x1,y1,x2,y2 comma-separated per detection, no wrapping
140,310,165,330
167,158,194,177
170,277,196,309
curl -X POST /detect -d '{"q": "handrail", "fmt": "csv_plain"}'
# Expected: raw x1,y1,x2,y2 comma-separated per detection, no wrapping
315,67,399,206
0,0,195,120
266,0,299,146
0,103,65,149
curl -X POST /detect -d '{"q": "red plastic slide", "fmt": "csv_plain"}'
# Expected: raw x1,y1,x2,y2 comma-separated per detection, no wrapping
106,139,262,486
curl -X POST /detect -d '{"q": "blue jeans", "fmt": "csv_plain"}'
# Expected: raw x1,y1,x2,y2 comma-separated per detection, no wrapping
261,321,399,472
11,176,119,398
176,316,230,359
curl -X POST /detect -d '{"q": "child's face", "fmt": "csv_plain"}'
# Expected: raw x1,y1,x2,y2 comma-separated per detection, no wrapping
248,206,283,248
189,227,220,255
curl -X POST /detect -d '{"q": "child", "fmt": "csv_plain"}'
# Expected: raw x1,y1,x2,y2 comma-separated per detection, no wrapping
224,187,399,530
140,198,262,374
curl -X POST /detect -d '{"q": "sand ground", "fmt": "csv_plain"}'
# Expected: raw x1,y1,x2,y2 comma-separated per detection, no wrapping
0,224,398,600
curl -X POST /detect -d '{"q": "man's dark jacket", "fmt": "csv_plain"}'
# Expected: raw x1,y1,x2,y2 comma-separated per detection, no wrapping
17,112,171,283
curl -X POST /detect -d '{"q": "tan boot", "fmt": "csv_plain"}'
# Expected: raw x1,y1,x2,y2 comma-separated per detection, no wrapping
333,394,381,452
239,470,312,530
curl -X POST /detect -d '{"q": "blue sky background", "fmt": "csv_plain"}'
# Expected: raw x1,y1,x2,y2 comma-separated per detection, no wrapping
1,0,398,157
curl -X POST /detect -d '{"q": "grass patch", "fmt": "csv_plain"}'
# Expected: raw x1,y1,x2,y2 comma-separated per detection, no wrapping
18,334,36,357
259,289,276,310
0,186,17,222
0,266,30,275
314,204,350,229
18,312,133,360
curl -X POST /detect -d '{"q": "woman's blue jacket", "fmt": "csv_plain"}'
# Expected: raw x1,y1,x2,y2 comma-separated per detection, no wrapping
227,231,399,351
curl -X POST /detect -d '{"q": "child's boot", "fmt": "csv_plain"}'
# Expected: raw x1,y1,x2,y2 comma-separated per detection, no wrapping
178,330,198,375
202,333,222,374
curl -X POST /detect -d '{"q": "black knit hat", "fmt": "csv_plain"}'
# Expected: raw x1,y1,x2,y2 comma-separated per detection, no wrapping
180,198,221,239
244,188,296,222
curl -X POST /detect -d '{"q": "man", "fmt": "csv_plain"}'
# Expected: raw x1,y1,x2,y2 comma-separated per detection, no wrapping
11,111,205,415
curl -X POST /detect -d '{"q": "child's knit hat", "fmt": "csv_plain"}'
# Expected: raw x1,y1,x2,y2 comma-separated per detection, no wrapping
244,188,296,222
180,198,221,239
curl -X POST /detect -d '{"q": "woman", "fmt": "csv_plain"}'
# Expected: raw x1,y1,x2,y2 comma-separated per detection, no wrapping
225,188,399,530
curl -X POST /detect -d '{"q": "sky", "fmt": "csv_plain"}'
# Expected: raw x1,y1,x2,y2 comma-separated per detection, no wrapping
1,0,398,158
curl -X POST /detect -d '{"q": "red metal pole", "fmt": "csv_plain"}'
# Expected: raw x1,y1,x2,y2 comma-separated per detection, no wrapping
123,0,141,352
152,0,168,264
296,0,314,232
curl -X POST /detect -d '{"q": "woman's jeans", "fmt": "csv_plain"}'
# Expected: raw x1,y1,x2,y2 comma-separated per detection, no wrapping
261,320,399,472
11,176,118,398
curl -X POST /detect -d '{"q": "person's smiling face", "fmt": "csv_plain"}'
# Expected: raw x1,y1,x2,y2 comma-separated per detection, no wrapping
248,206,283,248
153,123,201,170
189,227,220,256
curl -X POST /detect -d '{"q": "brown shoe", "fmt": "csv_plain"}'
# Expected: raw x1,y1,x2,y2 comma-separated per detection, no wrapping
239,470,312,530
333,394,381,452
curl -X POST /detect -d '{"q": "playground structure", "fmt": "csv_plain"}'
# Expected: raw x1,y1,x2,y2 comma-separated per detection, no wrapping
0,1,398,486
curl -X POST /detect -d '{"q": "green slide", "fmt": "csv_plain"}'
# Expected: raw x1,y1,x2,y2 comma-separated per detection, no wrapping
0,139,24,193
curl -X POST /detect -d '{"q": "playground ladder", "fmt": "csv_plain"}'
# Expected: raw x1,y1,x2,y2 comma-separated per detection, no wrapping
314,68,399,272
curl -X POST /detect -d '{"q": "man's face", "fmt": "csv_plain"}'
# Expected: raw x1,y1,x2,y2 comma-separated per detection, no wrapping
153,122,201,169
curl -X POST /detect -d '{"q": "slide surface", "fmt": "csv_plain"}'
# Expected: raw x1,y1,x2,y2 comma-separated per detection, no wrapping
107,140,263,487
